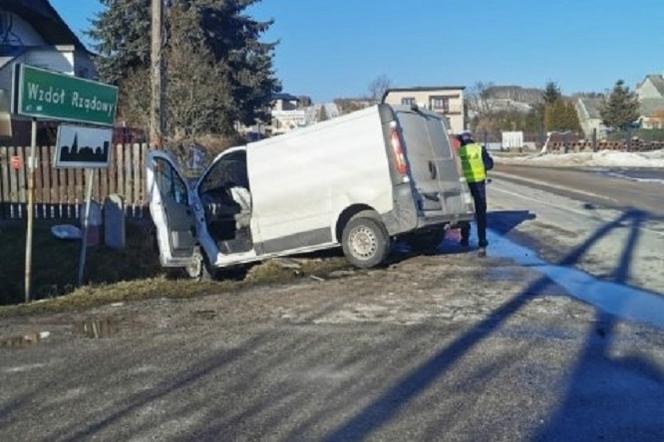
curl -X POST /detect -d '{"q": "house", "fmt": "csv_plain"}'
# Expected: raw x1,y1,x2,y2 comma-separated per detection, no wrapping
382,86,466,133
575,97,608,139
0,0,97,138
636,74,664,100
268,94,344,136
270,93,307,135
639,99,664,129
635,74,664,129
271,93,300,112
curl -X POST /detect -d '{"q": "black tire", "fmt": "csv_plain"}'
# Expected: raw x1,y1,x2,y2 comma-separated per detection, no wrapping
185,246,215,281
341,216,390,269
405,229,446,253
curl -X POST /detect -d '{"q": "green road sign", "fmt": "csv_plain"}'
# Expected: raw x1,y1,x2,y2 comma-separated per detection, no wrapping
12,64,118,126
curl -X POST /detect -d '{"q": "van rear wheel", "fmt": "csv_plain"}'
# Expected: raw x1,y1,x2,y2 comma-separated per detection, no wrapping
342,216,390,269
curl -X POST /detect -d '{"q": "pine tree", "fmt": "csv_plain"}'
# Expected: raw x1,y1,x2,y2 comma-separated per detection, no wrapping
563,101,581,132
544,99,564,131
543,81,561,105
600,80,640,130
545,99,581,132
87,0,151,84
88,0,281,136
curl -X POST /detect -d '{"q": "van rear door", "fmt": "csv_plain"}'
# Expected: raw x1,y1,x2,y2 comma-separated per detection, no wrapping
395,107,468,216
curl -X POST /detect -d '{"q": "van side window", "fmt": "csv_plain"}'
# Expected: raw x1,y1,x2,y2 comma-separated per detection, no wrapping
200,152,249,194
154,158,188,205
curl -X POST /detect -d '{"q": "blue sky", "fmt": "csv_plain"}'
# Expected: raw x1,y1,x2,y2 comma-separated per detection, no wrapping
53,0,664,102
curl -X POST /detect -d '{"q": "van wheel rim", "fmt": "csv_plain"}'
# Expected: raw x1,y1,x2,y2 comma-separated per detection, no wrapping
186,253,202,278
349,226,378,259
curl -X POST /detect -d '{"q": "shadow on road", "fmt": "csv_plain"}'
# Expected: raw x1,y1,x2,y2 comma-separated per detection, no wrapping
390,209,537,262
321,208,664,441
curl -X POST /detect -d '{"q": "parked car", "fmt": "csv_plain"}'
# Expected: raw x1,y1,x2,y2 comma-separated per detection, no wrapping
147,104,475,278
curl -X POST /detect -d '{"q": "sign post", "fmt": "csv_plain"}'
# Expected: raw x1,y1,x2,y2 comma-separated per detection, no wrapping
24,118,37,302
53,124,113,285
78,169,95,286
12,64,118,299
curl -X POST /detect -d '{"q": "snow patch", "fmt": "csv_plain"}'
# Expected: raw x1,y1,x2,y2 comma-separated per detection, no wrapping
496,149,664,168
486,230,664,328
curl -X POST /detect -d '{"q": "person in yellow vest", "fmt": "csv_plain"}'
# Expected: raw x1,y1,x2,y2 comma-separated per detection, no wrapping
457,131,493,257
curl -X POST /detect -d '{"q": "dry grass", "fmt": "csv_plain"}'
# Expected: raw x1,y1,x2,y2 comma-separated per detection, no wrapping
0,225,350,318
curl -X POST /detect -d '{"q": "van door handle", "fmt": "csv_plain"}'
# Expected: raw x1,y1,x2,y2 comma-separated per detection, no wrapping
428,161,437,179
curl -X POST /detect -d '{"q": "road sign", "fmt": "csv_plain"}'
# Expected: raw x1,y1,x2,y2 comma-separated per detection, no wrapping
12,64,118,126
55,125,113,169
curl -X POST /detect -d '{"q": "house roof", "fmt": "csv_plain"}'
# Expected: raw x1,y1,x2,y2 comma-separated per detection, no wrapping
577,97,604,120
1,0,89,52
0,45,28,70
272,93,299,102
640,98,664,117
646,75,664,97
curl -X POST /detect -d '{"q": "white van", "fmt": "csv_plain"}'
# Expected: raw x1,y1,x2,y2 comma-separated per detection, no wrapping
147,104,475,278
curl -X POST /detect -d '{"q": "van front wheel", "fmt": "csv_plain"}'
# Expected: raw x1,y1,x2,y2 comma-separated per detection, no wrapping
185,247,215,281
342,217,390,269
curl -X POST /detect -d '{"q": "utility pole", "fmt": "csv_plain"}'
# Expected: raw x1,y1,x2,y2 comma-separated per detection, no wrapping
150,0,165,148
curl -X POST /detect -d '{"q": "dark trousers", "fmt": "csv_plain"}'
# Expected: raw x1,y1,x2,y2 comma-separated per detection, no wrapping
461,181,488,247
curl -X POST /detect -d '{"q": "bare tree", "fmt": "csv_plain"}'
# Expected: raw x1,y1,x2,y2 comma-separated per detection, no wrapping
368,75,392,103
467,81,496,116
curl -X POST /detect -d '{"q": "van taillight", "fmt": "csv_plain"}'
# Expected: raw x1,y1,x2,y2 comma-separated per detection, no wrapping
390,124,408,177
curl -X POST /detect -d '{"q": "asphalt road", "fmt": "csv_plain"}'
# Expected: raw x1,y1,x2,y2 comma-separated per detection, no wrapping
493,164,664,216
1,165,664,441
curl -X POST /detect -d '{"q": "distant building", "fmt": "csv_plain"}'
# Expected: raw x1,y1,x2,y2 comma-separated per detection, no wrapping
635,75,664,129
382,86,466,133
271,93,300,111
575,97,608,139
270,93,307,135
267,93,344,136
0,0,97,139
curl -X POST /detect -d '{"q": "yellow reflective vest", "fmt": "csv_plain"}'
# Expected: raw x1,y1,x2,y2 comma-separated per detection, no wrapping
458,143,487,183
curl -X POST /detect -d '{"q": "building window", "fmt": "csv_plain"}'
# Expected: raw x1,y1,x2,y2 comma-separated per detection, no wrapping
401,97,416,106
430,96,450,113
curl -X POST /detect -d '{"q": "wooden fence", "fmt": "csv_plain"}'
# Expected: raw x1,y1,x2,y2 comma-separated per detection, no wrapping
548,139,664,153
0,143,150,220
